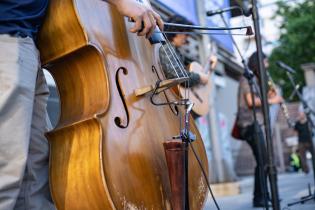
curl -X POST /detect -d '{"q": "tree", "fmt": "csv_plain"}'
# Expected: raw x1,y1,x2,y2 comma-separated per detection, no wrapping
269,0,315,100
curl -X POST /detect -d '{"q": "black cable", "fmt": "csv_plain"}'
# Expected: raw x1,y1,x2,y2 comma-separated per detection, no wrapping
188,140,221,210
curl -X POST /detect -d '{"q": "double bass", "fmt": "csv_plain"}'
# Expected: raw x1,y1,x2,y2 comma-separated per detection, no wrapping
38,0,209,209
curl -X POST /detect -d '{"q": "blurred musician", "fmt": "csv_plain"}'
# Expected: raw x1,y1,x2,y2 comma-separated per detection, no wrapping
159,15,217,88
236,51,283,208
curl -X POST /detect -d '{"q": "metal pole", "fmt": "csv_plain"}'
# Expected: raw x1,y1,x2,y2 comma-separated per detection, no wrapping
251,1,280,209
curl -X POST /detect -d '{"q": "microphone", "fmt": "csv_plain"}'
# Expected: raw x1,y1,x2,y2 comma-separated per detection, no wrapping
242,0,252,17
206,6,239,17
276,61,296,74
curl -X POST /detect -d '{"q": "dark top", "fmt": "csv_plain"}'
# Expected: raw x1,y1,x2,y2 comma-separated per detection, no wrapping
0,0,49,39
236,76,264,128
159,44,200,87
294,121,312,143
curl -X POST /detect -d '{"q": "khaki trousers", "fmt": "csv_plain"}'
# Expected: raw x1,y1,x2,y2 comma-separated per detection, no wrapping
0,35,55,210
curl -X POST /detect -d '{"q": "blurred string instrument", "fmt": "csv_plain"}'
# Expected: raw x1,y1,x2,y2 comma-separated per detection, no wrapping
178,54,218,116
267,72,293,128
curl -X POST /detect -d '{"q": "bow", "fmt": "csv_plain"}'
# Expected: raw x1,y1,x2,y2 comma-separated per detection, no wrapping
163,22,253,36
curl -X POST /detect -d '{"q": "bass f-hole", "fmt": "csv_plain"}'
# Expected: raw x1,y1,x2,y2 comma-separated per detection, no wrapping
114,67,130,128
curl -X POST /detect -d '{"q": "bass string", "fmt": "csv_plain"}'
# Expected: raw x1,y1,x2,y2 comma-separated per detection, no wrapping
158,40,181,79
157,31,192,133
160,34,188,77
157,33,190,103
161,33,190,101
160,34,190,142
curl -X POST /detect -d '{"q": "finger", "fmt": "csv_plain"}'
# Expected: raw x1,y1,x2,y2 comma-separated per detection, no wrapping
130,16,143,33
146,12,157,38
152,11,164,31
211,61,217,70
138,12,152,36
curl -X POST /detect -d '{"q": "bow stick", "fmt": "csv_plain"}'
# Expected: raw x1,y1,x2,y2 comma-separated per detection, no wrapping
128,18,254,36
155,31,250,36
163,22,253,36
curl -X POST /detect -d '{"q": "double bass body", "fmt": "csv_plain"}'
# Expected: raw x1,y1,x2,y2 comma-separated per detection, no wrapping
38,0,208,209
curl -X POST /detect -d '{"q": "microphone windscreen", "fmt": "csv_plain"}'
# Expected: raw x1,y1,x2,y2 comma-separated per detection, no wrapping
246,26,254,36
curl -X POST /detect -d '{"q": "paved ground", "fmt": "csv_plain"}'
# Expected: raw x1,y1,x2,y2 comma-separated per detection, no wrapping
204,172,315,210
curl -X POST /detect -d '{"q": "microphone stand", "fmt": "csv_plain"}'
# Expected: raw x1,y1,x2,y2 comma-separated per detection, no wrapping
285,71,315,207
251,0,281,209
218,13,269,209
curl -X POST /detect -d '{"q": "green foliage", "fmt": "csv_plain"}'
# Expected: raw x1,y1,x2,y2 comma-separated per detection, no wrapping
269,0,315,101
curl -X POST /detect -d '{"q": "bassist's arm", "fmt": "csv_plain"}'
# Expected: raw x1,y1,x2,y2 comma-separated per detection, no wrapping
103,0,163,37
